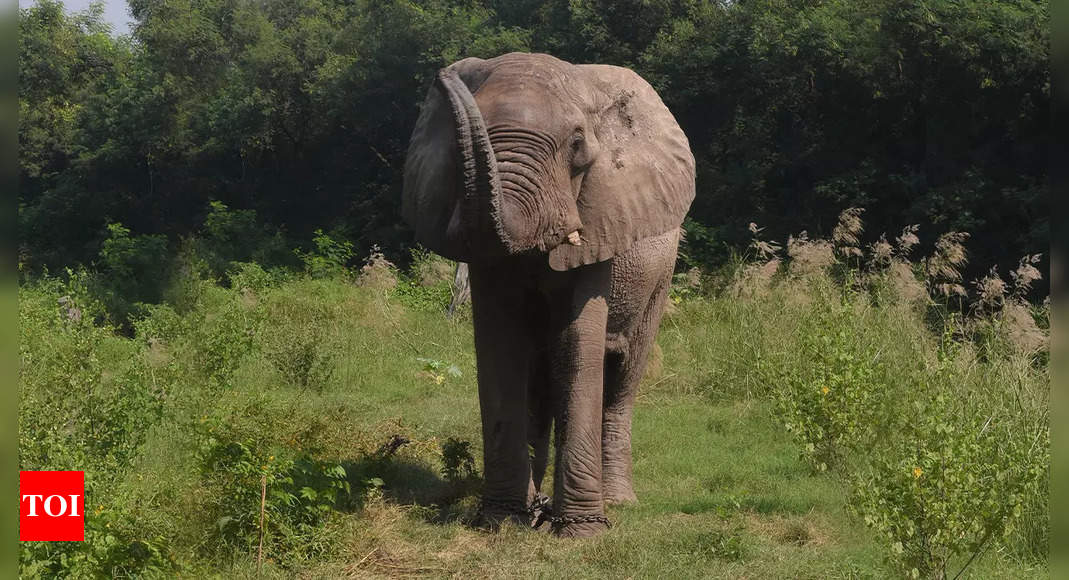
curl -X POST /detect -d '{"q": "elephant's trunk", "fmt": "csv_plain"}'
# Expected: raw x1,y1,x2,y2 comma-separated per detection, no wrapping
436,70,516,256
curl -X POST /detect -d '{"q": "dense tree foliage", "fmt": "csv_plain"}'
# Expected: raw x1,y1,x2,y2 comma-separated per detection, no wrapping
18,0,1048,288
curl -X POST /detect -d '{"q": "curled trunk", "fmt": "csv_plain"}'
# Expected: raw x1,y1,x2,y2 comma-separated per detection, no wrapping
436,69,515,259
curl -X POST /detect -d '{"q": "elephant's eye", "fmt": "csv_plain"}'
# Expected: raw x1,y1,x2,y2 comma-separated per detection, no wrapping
570,130,584,151
569,128,591,174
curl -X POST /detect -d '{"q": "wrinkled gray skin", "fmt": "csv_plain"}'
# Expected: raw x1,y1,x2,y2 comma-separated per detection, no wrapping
402,53,695,537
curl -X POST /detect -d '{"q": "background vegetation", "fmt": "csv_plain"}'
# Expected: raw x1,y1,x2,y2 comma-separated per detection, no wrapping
18,1,1049,578
18,0,1049,291
19,209,1048,578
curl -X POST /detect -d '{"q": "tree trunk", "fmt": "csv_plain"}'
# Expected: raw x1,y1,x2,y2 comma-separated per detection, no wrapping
447,262,471,318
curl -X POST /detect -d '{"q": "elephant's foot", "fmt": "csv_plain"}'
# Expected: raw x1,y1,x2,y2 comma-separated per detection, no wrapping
603,486,637,505
602,471,638,505
476,494,550,531
551,514,611,538
475,510,535,531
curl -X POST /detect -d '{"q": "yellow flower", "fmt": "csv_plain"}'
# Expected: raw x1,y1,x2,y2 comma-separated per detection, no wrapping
434,374,445,385
821,386,830,396
268,455,274,462
912,467,923,479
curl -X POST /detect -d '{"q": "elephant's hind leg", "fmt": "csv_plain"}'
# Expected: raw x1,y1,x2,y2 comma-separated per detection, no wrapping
602,235,677,505
601,294,667,503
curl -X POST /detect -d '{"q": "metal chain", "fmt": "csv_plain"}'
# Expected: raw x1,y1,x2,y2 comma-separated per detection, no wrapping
529,492,552,529
477,494,610,529
550,513,612,528
476,496,530,521
477,493,554,527
527,492,551,516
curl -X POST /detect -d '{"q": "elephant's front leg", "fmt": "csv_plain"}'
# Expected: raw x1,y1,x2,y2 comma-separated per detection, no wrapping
469,265,536,528
547,262,612,537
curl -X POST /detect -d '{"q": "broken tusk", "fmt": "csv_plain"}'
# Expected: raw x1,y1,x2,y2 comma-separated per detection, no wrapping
567,231,582,246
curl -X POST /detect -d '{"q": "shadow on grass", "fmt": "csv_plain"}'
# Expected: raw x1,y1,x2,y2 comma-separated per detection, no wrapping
333,454,482,526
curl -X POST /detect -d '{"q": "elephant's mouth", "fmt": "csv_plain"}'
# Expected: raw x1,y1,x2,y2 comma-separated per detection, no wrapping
493,163,584,256
536,217,583,254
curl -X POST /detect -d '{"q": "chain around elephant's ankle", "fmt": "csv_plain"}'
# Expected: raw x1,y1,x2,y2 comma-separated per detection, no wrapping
549,513,611,528
476,496,529,520
528,492,552,528
477,493,555,529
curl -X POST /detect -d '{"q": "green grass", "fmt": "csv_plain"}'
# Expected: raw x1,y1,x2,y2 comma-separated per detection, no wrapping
18,261,1047,578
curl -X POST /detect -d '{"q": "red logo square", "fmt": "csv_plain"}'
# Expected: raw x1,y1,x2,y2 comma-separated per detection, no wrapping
20,471,85,542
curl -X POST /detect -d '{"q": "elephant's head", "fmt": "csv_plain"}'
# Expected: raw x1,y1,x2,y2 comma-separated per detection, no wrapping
402,53,695,270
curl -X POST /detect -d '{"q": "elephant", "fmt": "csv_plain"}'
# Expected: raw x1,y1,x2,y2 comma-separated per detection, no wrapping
402,52,695,537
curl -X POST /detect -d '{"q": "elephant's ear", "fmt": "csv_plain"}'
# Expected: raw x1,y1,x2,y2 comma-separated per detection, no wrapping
548,65,695,271
402,58,496,261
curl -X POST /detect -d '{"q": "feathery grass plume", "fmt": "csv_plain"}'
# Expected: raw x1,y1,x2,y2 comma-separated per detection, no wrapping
868,234,894,269
786,230,834,277
895,225,920,259
1009,254,1043,299
749,222,782,260
684,266,702,289
888,261,928,304
924,232,970,299
971,266,1006,313
1002,301,1048,354
729,222,783,298
730,258,781,299
358,244,398,290
832,207,865,260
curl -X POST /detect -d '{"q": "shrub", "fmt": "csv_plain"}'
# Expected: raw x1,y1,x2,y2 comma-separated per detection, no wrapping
196,201,293,276
852,395,1047,579
226,261,288,294
295,229,354,279
20,508,172,578
848,325,1048,579
198,432,350,567
679,217,728,270
19,275,174,577
262,324,337,391
416,357,462,385
774,292,888,472
95,222,170,323
392,247,454,312
20,277,166,475
440,437,477,483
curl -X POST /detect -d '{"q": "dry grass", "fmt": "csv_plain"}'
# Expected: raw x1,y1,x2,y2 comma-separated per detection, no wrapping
359,247,399,291
925,231,970,299
786,232,834,278
728,258,780,298
1011,254,1043,298
887,260,928,305
1002,302,1048,355
832,207,865,259
743,513,833,548
973,266,1008,313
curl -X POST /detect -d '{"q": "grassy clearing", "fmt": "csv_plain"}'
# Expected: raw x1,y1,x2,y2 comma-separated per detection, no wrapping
19,243,1047,578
